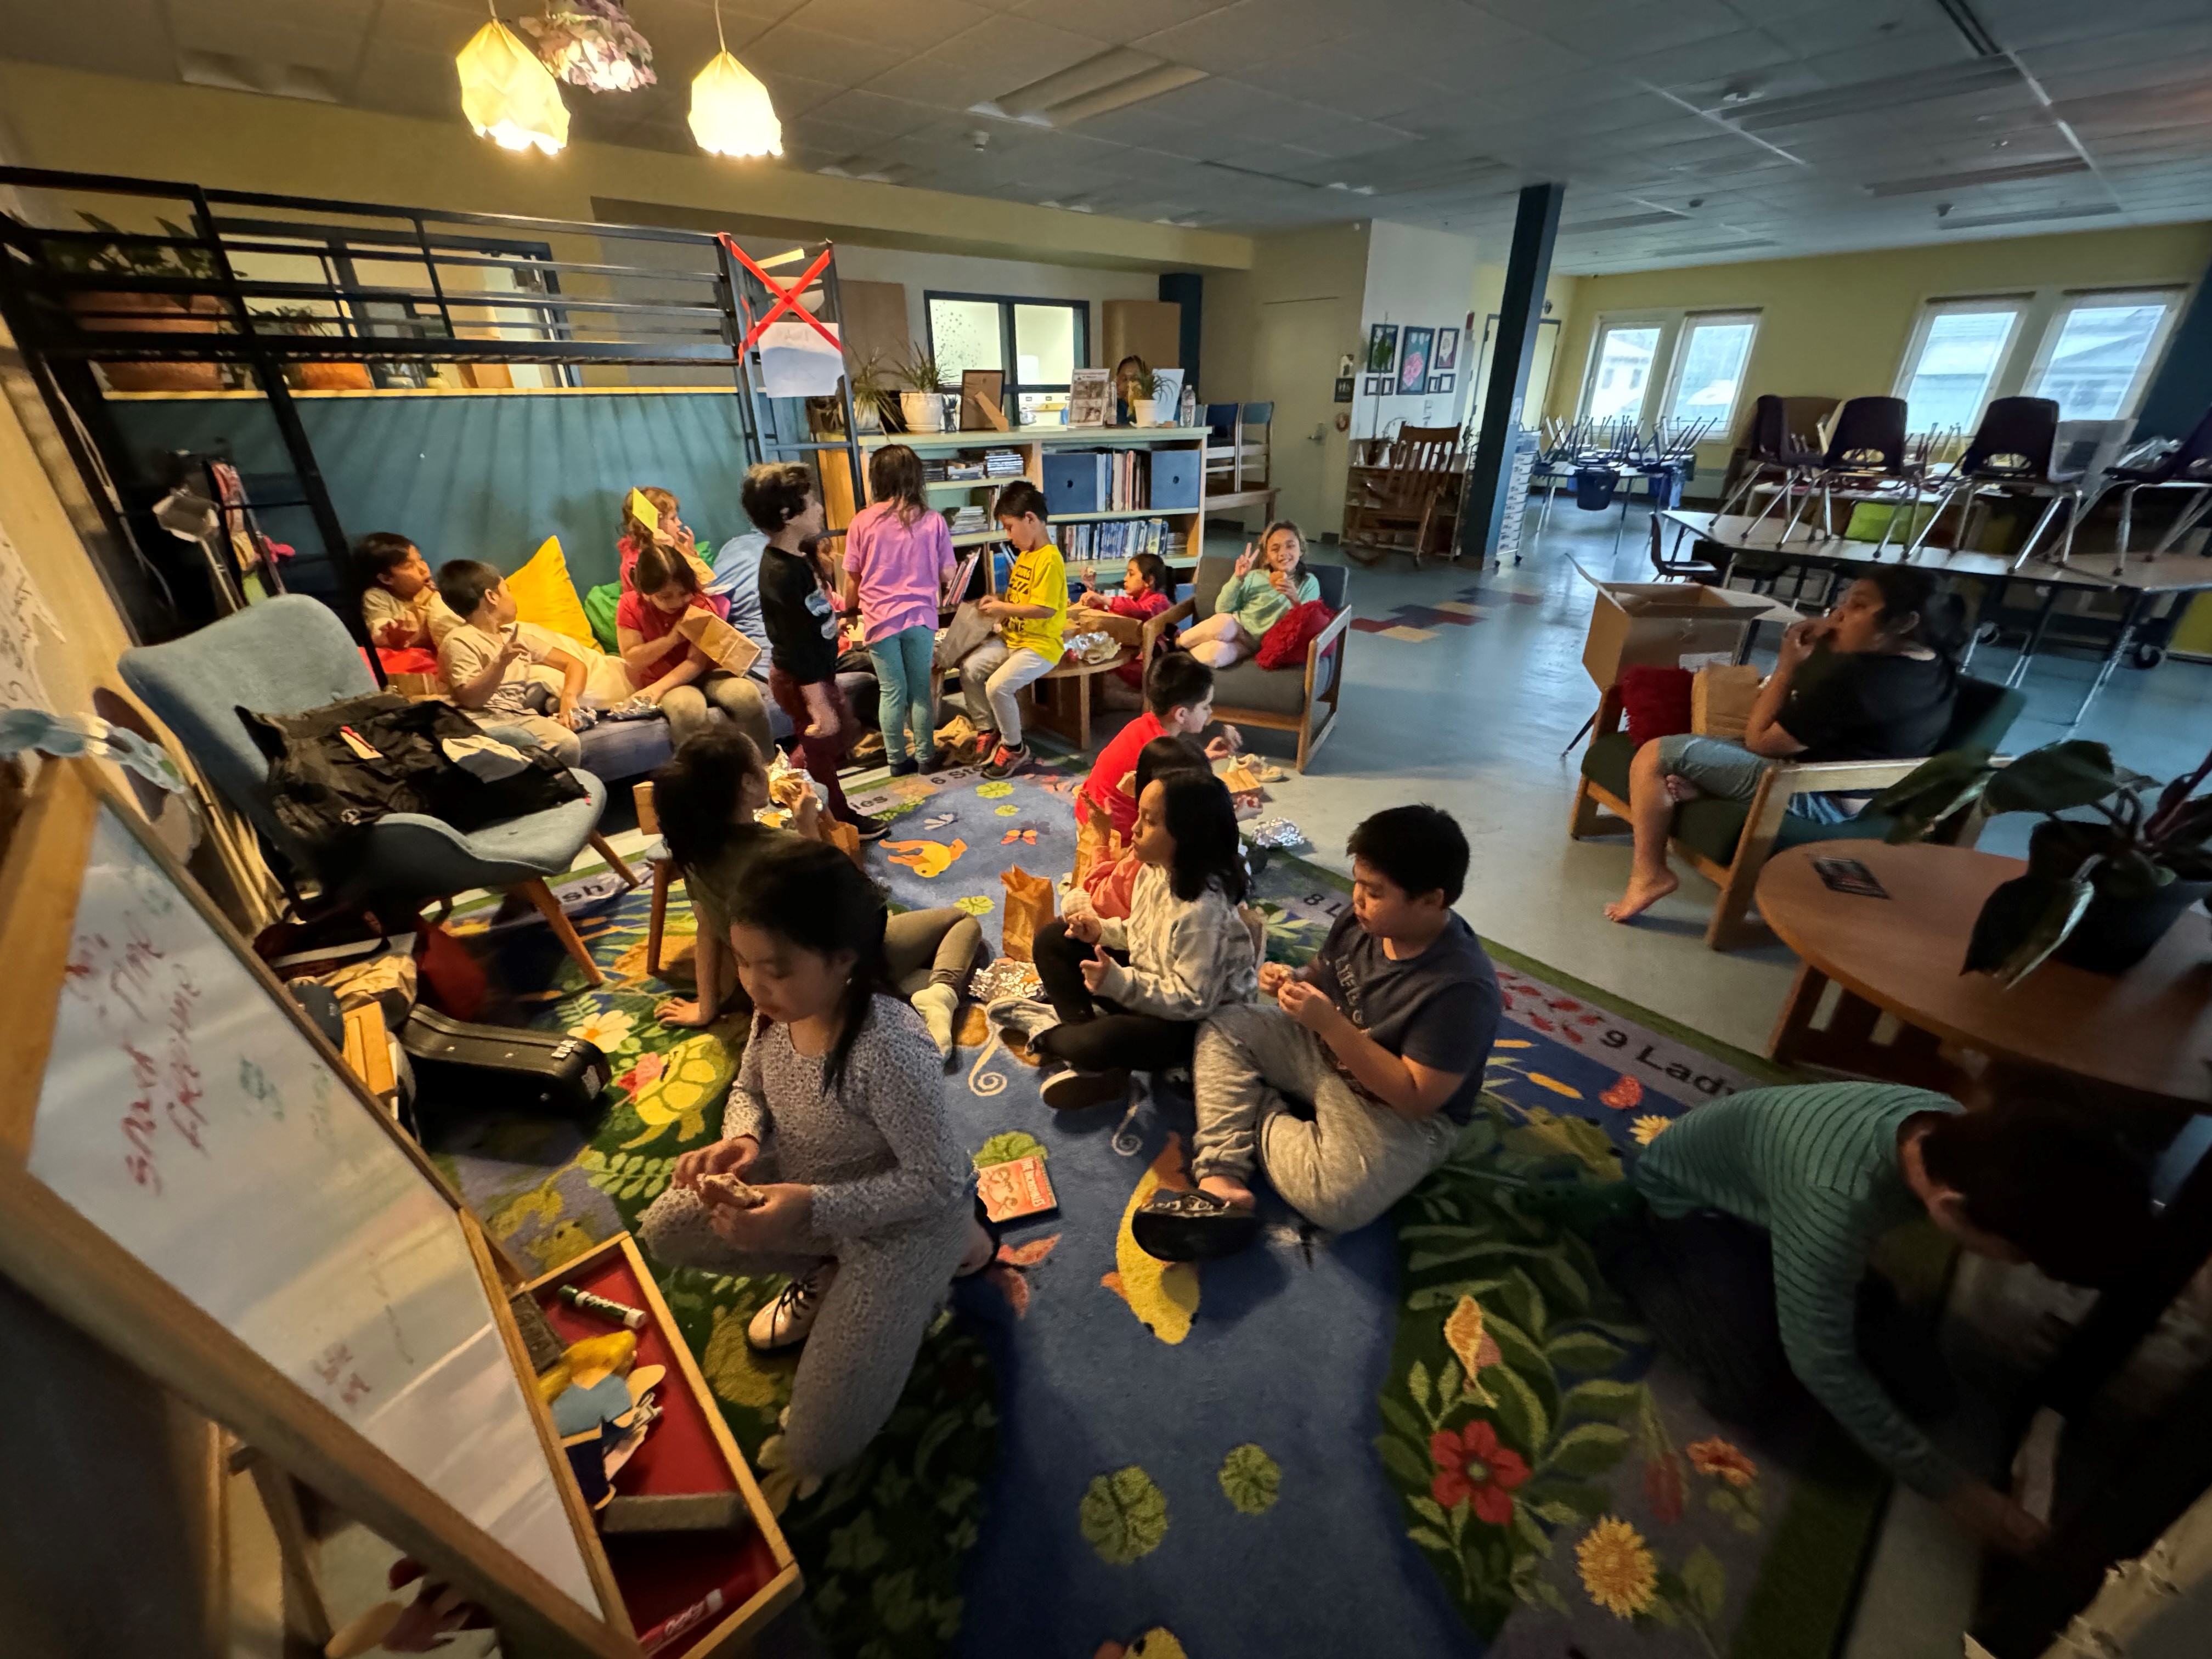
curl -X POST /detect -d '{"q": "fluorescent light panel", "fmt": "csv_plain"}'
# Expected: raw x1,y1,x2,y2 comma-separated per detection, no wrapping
1940,204,2122,229
974,50,1206,129
1727,59,2021,132
1867,157,2090,196
1560,211,1690,234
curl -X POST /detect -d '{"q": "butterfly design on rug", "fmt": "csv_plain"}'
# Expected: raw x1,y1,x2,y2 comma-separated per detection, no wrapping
1001,828,1038,845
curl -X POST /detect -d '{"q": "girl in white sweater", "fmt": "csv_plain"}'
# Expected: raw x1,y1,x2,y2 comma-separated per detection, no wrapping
1028,769,1258,1110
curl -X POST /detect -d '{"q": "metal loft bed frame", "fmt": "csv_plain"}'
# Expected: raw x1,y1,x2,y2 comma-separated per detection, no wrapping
0,165,866,655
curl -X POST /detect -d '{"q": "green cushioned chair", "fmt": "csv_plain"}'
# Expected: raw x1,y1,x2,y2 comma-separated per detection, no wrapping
1568,672,2025,949
1159,553,1351,771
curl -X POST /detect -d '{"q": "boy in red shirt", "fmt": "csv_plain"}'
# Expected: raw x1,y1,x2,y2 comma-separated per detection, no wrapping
1070,551,1176,692
1075,651,1238,877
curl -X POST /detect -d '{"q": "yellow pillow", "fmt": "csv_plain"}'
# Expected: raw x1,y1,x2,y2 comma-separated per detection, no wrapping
506,536,594,647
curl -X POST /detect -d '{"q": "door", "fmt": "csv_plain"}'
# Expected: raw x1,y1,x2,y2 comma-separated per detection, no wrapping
1254,296,1342,536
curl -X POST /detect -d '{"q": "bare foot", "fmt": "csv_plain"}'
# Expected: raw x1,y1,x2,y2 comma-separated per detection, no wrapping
1199,1175,1257,1211
1604,871,1681,923
1662,774,1705,804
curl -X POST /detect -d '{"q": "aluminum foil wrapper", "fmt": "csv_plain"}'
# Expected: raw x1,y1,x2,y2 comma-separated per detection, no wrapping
968,957,1043,1005
1242,816,1306,850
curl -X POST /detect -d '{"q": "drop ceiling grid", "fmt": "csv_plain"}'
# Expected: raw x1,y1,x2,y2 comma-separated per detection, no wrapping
4,0,2208,264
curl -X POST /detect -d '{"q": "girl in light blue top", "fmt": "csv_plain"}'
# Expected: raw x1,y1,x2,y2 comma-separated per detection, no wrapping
1183,520,1320,668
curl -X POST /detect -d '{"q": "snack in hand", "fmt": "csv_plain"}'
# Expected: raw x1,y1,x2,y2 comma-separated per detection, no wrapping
700,1172,767,1210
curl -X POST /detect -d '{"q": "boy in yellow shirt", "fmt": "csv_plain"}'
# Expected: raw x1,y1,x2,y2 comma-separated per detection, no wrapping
962,480,1066,780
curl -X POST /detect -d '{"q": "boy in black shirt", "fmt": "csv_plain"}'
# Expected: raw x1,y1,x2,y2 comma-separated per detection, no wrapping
740,462,887,842
1137,805,1500,1261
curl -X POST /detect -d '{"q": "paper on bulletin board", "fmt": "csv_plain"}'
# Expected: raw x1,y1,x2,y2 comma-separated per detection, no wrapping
25,805,604,1618
758,317,843,397
0,514,65,711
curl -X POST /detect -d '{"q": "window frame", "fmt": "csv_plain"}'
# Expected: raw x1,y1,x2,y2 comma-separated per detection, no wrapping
923,291,1090,421
2021,286,2185,422
1656,309,1761,433
1577,312,1670,425
1890,294,2032,434
1576,307,1762,432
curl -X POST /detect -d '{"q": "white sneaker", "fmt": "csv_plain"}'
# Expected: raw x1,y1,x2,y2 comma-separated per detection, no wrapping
747,1265,835,1352
912,982,960,1059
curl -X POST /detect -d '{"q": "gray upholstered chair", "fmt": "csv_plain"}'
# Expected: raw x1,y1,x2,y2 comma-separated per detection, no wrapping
1161,555,1349,771
120,595,633,986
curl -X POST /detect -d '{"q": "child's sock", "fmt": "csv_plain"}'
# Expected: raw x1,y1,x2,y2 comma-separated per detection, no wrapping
911,983,959,1058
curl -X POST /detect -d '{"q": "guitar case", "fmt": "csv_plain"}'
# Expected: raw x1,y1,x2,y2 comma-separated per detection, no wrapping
400,1007,610,1130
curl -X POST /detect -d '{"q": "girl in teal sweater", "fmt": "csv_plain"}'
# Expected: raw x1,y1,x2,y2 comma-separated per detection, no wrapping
1183,520,1320,668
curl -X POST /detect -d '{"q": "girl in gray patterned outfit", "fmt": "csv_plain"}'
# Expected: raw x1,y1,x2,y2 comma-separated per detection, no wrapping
637,839,989,1488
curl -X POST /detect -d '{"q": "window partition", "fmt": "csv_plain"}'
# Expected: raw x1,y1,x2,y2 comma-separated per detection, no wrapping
1895,299,2026,434
2025,291,2181,421
924,292,1088,424
1663,313,1758,427
1577,310,1759,432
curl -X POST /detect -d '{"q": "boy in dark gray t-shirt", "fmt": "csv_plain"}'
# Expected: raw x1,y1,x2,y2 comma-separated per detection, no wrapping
1136,805,1500,1261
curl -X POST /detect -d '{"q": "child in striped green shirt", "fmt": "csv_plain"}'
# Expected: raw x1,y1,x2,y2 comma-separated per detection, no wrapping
1616,1081,2151,1558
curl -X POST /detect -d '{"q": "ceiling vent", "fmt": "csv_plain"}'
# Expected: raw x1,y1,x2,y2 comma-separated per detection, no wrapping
972,49,1205,129
1867,157,2089,196
817,157,915,186
1560,211,1691,235
1647,237,1779,257
1722,60,2023,133
178,49,340,103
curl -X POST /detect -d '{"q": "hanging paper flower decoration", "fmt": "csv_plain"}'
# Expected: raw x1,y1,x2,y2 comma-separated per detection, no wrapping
690,49,782,157
519,1,657,94
456,19,569,155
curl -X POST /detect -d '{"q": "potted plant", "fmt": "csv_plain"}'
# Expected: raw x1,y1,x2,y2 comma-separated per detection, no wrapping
895,347,947,433
1132,365,1164,427
1874,737,2212,983
247,306,375,391
848,354,891,434
49,213,226,392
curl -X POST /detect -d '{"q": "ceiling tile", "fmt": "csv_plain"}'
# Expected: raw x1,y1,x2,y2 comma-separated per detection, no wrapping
776,0,990,53
1012,0,1237,47
725,24,905,86
1136,0,1358,75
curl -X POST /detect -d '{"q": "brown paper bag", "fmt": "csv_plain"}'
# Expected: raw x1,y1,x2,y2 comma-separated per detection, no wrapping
1692,664,1763,741
821,817,866,868
675,609,763,679
1000,865,1056,963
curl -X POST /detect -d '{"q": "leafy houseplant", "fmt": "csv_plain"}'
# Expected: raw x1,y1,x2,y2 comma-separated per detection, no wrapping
894,347,948,433
247,306,375,391
848,354,892,433
50,213,226,391
1874,738,2212,983
1132,366,1166,427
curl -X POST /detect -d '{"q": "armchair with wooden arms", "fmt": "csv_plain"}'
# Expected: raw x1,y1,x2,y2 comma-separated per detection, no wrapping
1156,554,1350,771
1023,585,1182,751
1344,425,1463,566
1567,671,2026,949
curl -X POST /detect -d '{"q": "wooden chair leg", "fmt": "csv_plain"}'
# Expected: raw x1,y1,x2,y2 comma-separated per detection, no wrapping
517,878,603,987
591,832,640,888
1567,777,1607,839
1705,767,1792,950
646,861,671,977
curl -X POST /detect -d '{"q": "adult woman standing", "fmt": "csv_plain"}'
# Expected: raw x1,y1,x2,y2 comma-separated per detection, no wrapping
1181,520,1320,668
1605,566,1965,924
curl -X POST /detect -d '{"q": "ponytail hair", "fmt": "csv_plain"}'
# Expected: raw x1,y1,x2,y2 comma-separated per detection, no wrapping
631,538,699,600
726,838,892,1097
1860,565,1967,667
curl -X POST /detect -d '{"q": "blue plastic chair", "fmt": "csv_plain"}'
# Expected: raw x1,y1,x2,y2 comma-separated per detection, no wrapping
121,595,628,986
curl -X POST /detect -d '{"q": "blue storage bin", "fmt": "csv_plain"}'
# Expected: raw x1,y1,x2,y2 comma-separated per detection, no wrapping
1043,450,1110,515
1150,448,1201,511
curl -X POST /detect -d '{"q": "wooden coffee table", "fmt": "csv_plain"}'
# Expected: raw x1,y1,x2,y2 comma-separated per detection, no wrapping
1757,840,2212,1105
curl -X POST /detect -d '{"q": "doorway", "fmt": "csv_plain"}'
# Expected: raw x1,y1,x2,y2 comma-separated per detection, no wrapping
1254,296,1341,535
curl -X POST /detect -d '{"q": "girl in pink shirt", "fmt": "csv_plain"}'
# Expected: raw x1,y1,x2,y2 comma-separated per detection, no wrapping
841,445,958,775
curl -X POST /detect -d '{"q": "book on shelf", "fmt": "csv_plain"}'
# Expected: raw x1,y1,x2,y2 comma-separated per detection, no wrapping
984,449,1025,476
1068,368,1111,427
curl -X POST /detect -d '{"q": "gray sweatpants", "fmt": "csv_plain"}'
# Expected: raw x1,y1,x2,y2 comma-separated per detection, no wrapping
637,1154,970,1482
884,908,984,1000
1192,1001,1459,1234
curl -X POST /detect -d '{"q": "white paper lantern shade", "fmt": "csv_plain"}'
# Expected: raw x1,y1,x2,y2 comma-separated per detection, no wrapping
690,49,782,159
456,17,569,156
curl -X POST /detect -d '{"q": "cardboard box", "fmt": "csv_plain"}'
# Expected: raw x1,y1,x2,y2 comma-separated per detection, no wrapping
1572,561,1798,689
1692,664,1764,740
675,610,763,679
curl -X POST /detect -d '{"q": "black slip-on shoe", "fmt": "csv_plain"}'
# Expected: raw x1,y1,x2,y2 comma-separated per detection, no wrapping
1132,1188,1261,1262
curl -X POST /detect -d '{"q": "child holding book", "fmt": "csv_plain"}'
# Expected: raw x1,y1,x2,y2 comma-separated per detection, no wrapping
1182,520,1320,669
1074,652,1238,878
959,480,1066,781
617,540,774,757
637,839,990,1491
650,729,981,1060
842,444,958,777
1029,770,1257,1111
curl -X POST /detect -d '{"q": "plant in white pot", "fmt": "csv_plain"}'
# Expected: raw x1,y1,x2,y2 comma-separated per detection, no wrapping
847,354,891,434
895,348,947,433
1131,365,1164,427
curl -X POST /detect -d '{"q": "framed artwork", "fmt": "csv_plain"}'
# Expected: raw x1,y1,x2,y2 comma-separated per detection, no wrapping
1363,375,1385,395
959,368,1007,430
1336,351,1356,379
1333,376,1355,403
1366,323,1398,374
1397,326,1434,396
1434,326,1460,372
1428,374,1455,394
1067,368,1111,426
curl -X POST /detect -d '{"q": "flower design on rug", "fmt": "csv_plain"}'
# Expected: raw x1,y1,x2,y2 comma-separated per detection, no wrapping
954,894,995,916
1576,1516,1658,1618
1429,1422,1530,1524
1688,1437,1758,1487
1442,1295,1503,1403
1630,1114,1672,1146
1600,1074,1644,1110
567,1007,635,1052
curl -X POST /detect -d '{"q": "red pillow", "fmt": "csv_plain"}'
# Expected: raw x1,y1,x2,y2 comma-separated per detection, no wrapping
376,646,441,677
1618,665,1695,748
1256,600,1336,669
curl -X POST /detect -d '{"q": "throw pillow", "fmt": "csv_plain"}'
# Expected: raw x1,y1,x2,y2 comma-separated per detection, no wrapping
1255,600,1336,670
583,582,623,654
506,536,594,646
1618,664,1695,749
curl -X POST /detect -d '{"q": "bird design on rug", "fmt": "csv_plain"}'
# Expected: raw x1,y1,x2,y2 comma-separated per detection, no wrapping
1102,1133,1200,1344
1093,1629,1186,1659
884,837,967,877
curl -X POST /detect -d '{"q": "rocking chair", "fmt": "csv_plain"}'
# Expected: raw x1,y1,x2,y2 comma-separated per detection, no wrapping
1343,425,1463,566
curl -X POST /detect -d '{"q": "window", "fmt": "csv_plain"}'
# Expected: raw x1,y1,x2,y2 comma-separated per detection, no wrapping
2025,291,2181,421
1584,323,1660,421
1895,299,2026,433
924,293,1090,424
1662,313,1758,428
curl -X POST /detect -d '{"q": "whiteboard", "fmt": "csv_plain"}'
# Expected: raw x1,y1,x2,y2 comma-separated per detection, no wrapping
26,804,602,1618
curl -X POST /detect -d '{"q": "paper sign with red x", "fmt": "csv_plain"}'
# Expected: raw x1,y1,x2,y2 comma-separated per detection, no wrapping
718,233,840,352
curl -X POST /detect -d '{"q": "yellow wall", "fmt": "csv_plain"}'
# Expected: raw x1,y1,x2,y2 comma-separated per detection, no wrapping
1546,223,2212,476
1469,264,1585,431
1203,222,1372,536
0,60,1251,275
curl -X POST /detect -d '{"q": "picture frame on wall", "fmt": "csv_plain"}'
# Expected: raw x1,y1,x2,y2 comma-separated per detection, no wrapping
1336,351,1356,379
1366,323,1398,374
1434,327,1460,373
1397,326,1434,396
1334,376,1354,403
960,369,1008,431
1363,375,1385,395
1428,374,1455,394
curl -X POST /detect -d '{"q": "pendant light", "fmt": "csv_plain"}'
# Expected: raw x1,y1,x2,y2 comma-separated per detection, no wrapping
689,1,782,159
456,4,569,156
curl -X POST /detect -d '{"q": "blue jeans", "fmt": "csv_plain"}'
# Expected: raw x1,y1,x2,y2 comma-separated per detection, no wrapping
867,624,938,764
1652,733,1855,826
